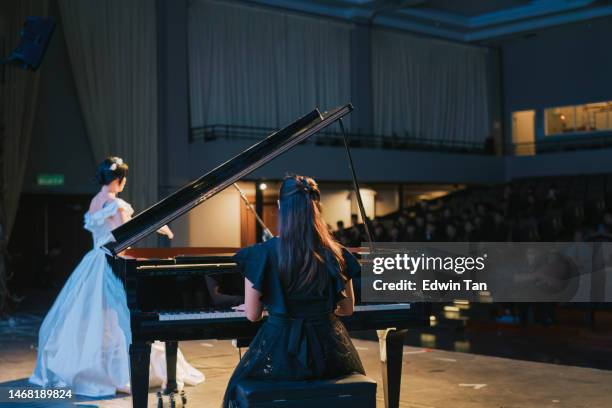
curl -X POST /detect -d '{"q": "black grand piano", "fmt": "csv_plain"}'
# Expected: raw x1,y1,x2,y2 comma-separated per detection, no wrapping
104,104,430,408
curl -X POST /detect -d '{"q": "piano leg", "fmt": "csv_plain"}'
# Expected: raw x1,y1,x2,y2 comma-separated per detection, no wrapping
129,340,152,408
164,341,179,394
377,328,407,408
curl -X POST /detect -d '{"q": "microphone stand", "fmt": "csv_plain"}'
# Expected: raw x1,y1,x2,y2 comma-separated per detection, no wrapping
233,183,274,241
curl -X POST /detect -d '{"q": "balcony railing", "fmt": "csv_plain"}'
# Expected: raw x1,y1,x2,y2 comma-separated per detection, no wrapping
508,131,612,156
192,124,612,156
191,124,490,155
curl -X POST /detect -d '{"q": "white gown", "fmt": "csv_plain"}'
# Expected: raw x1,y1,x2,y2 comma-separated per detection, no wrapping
29,198,205,397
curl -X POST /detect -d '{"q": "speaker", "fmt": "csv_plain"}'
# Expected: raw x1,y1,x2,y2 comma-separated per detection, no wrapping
7,16,55,71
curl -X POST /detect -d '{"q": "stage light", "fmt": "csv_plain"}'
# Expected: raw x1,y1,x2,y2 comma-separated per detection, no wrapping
2,16,55,71
420,333,436,348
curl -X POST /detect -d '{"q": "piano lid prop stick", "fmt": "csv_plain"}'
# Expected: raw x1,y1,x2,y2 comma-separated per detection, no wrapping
338,118,374,252
233,183,274,241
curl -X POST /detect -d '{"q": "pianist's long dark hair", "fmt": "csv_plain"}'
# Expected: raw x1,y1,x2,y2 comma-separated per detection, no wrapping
277,175,346,294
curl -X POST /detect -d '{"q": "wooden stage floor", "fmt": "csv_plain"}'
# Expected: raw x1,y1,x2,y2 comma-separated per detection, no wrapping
1,332,612,408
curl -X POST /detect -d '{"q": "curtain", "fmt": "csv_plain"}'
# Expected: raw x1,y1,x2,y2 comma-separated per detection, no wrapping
372,29,491,144
58,0,157,215
188,0,351,130
0,0,49,313
1,0,49,239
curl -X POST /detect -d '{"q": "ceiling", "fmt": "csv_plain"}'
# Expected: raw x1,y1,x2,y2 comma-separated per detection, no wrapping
420,0,533,17
245,0,612,42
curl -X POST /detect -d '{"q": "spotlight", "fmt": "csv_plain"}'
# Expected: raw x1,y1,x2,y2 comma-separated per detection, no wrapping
259,183,267,191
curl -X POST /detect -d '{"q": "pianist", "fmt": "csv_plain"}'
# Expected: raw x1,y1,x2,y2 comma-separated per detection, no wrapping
222,175,365,407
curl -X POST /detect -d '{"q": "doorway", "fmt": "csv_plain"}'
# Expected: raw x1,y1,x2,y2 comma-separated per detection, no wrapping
240,194,278,247
512,110,536,156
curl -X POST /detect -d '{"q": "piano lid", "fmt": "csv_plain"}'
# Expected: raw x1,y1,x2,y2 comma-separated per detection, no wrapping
105,104,353,256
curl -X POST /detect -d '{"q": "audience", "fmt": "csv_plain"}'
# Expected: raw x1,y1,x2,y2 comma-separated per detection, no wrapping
333,179,612,245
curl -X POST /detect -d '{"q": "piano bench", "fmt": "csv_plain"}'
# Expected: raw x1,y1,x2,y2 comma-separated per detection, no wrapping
234,373,377,408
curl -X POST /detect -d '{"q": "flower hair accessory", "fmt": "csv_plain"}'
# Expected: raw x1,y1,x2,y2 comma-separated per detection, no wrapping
298,177,311,193
109,158,123,171
298,177,319,201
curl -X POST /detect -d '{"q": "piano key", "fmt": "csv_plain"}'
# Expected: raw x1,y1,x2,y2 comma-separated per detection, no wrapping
157,303,412,321
159,310,248,321
354,303,411,311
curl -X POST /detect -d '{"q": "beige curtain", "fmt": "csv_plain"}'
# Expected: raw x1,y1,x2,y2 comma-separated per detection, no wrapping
58,0,157,215
372,28,491,144
188,0,352,130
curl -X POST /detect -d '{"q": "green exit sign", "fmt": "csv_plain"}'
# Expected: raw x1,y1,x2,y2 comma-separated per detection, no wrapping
37,174,64,186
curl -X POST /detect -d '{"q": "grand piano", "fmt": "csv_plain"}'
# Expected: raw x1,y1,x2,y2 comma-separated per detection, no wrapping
104,104,430,408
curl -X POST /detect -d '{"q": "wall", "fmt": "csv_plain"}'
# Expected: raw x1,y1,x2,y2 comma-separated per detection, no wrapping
171,188,242,247
319,189,352,229
500,16,612,141
186,139,506,185
23,0,94,195
505,148,612,180
375,186,400,216
158,0,192,194
349,189,376,221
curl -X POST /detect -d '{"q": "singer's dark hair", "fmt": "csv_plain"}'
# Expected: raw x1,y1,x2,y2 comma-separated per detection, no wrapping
95,157,128,186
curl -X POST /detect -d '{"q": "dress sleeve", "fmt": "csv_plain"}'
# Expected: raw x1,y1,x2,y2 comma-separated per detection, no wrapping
342,247,361,280
83,200,119,231
234,244,267,292
115,198,134,217
328,247,361,301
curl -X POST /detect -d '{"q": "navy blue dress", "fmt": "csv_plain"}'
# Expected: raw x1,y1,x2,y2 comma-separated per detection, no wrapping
222,237,365,407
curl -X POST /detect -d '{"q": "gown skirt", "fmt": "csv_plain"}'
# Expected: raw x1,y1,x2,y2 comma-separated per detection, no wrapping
222,312,365,407
29,248,204,397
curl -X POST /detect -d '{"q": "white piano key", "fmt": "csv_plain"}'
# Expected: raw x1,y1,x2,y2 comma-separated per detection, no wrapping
157,303,412,321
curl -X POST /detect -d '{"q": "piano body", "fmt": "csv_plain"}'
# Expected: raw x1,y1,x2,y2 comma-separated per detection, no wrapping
105,105,430,408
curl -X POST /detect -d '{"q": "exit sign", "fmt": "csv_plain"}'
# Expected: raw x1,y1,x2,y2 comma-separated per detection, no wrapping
37,174,64,186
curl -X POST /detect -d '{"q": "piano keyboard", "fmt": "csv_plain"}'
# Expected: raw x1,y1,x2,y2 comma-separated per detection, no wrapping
158,303,411,322
159,310,246,321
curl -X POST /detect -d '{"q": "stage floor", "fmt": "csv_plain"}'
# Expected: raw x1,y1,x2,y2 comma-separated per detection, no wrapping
1,317,612,408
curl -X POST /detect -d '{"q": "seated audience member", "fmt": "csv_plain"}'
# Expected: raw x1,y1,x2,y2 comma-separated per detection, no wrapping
414,216,426,240
424,222,439,241
404,223,419,241
444,224,459,242
373,224,388,242
489,211,509,241
334,220,349,246
389,226,401,242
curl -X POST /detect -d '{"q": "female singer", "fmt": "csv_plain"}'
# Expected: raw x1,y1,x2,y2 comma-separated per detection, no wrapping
222,175,365,407
30,157,204,396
